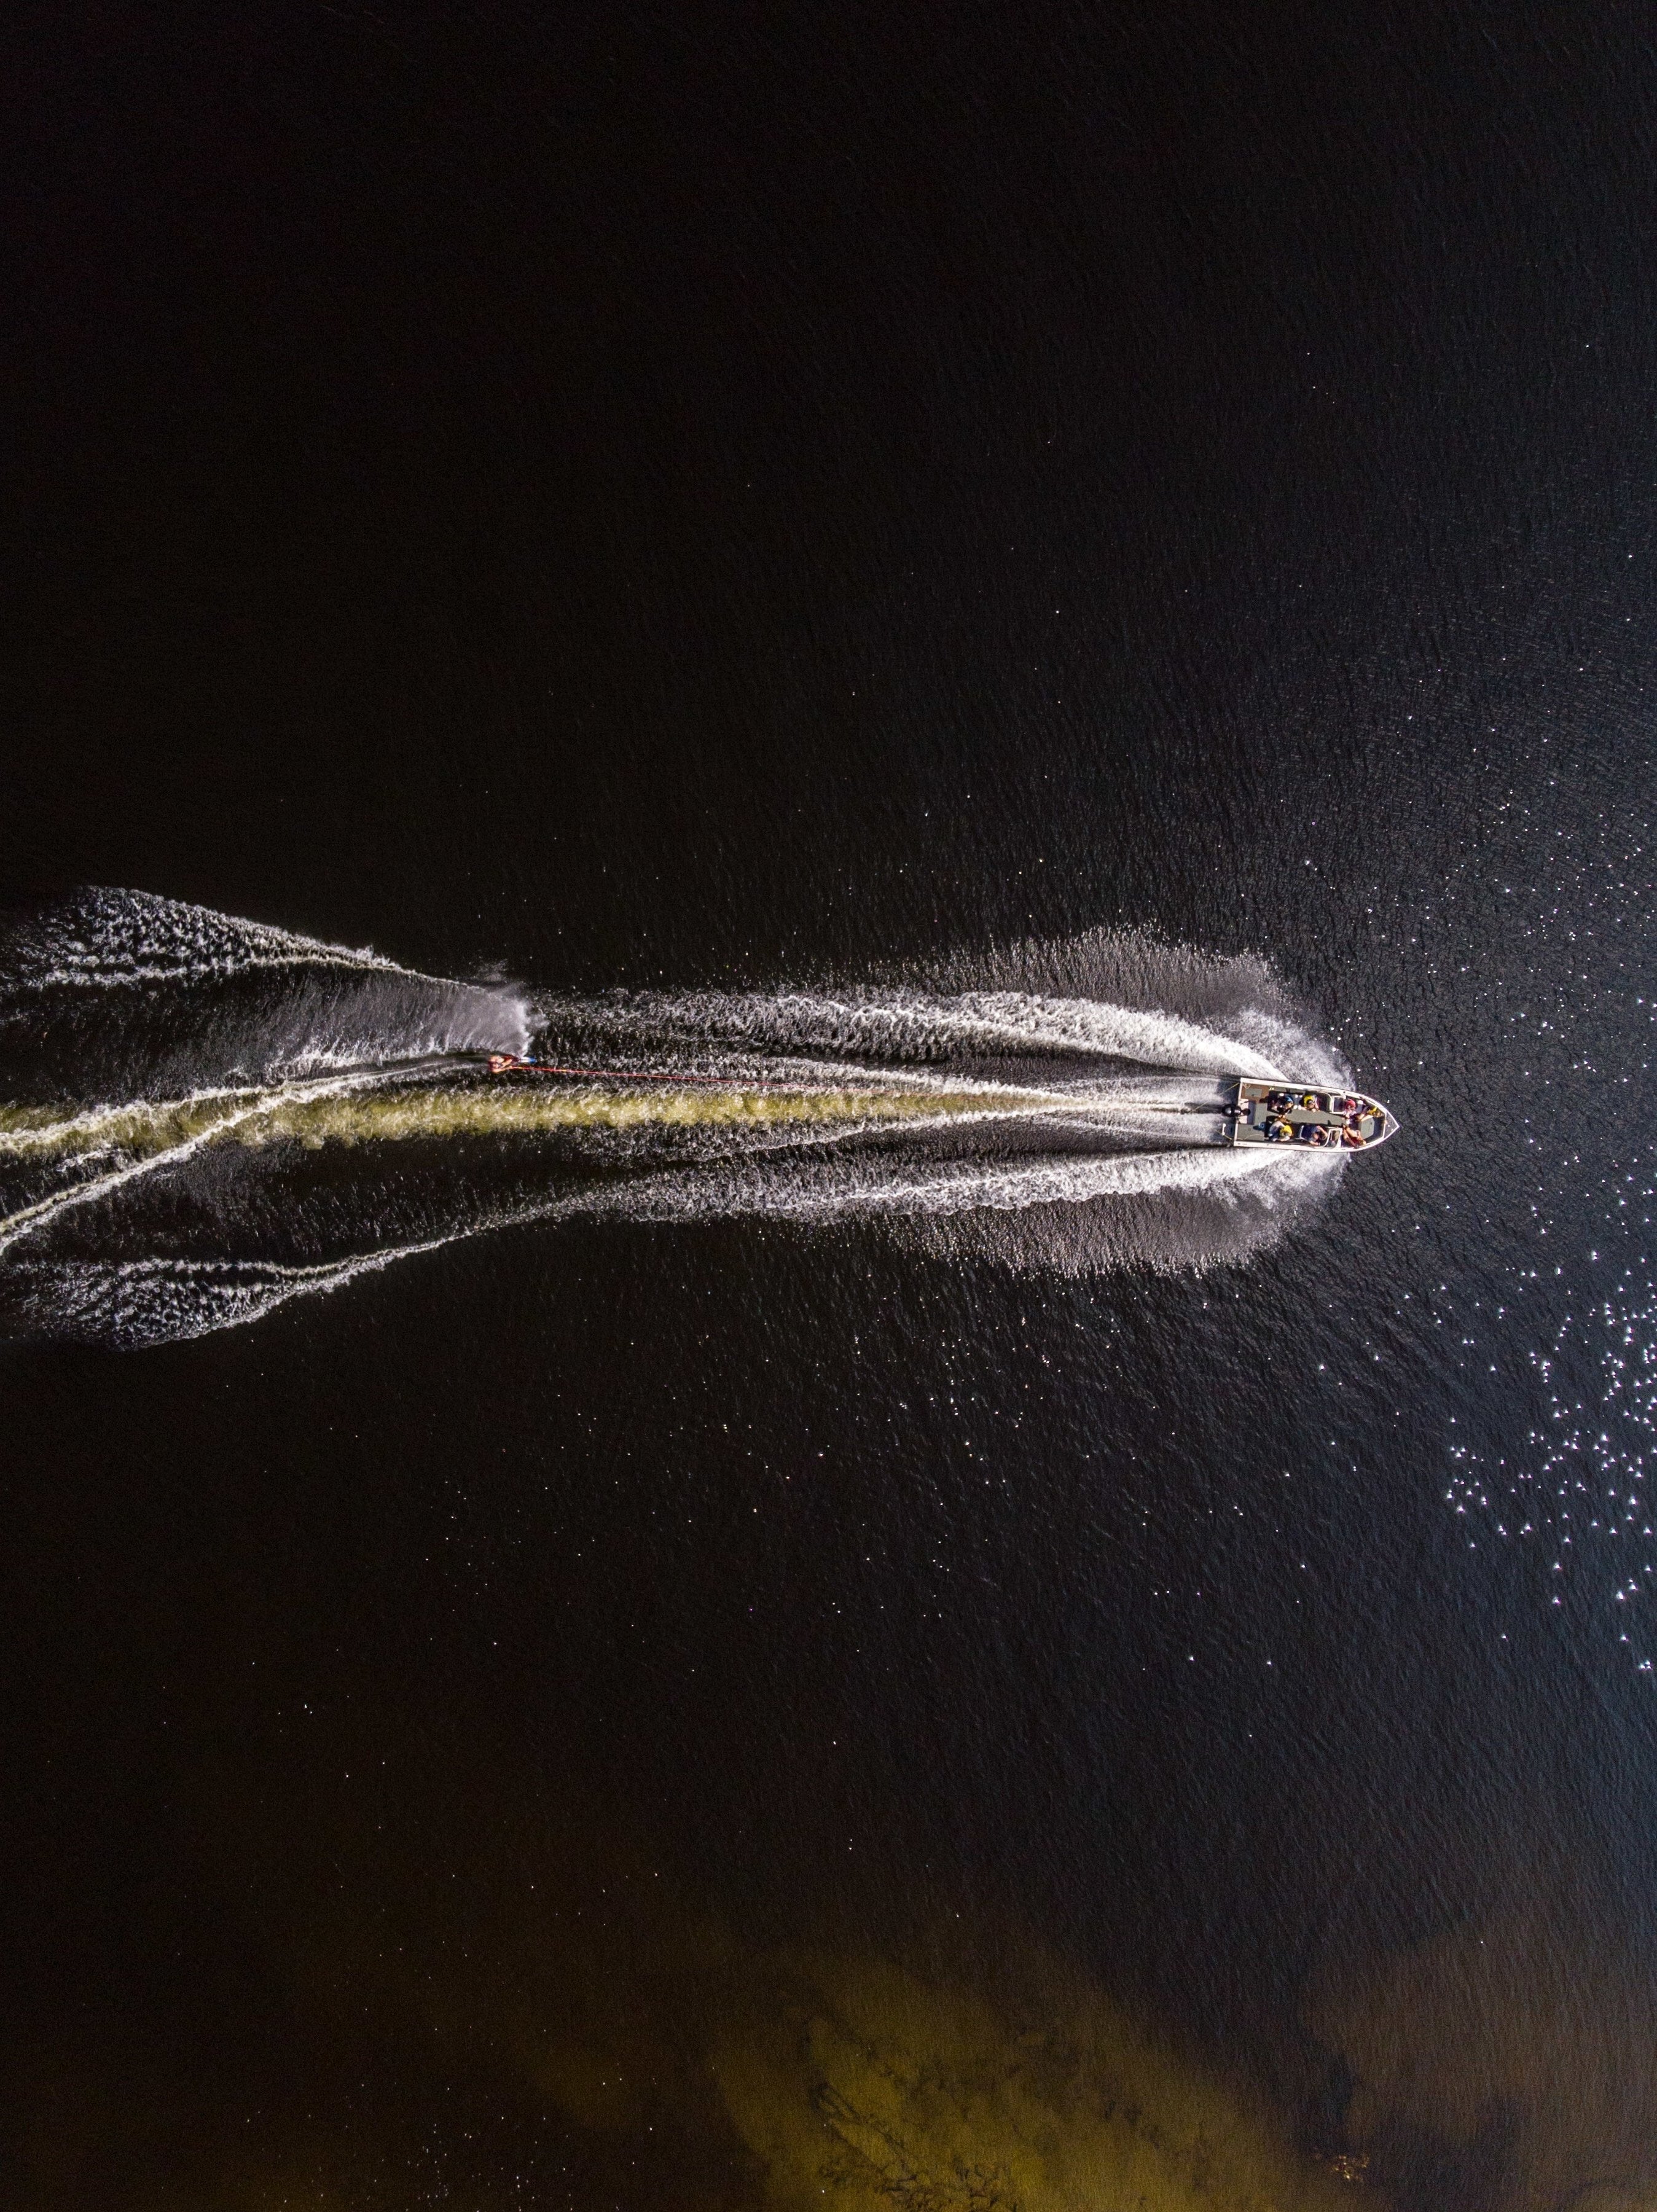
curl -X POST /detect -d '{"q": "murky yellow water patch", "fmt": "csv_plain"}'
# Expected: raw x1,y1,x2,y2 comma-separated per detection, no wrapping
0,1078,1046,1163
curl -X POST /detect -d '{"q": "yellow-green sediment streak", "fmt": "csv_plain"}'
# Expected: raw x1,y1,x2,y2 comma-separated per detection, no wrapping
0,1078,1060,1164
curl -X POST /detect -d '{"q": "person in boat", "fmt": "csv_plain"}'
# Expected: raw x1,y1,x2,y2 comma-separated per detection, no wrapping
1265,1117,1295,1142
1340,1123,1366,1147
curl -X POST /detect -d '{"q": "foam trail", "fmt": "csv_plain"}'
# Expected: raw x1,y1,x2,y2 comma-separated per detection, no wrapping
0,1069,401,1257
0,1066,1245,1267
6,1247,456,1348
0,892,1359,1344
658,1139,1302,1222
0,889,531,1098
531,989,1295,1081
4,1146,1334,1347
0,1070,1101,1165
0,886,414,991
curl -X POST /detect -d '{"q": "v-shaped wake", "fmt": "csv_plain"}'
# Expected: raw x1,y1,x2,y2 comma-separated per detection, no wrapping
0,893,1353,1343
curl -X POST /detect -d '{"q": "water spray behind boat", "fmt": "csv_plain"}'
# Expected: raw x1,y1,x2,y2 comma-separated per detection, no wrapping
0,893,1392,1345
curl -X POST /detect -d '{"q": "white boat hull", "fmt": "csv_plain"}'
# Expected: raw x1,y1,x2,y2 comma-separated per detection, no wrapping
1231,1079,1397,1151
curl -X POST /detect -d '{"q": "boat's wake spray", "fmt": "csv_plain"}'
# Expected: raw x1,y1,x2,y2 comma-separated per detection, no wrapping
0,892,1365,1345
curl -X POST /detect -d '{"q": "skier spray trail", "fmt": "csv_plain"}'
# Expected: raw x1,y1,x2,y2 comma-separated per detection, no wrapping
0,892,1349,1345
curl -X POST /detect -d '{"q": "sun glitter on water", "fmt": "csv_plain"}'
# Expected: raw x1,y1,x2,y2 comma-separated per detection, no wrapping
1447,1254,1657,1673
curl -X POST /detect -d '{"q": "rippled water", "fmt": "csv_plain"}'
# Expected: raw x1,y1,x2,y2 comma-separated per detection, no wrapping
4,6,1657,2210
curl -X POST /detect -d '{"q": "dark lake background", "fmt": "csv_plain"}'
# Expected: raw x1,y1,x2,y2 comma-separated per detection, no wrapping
4,4,1657,2207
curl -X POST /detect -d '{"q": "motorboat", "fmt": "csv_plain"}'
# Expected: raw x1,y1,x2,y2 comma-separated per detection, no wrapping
1231,1079,1397,1151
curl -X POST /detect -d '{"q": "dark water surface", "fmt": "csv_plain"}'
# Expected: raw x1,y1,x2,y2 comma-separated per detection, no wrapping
4,5,1657,2207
